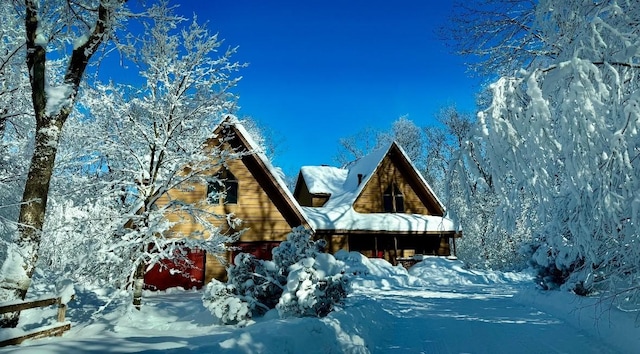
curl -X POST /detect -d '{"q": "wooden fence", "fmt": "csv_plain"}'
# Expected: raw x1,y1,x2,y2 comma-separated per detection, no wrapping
0,296,72,347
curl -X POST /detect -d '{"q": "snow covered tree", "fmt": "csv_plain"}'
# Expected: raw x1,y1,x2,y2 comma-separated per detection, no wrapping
388,116,425,168
423,105,531,270
0,2,32,247
463,0,640,307
0,0,131,328
202,227,349,324
42,3,245,309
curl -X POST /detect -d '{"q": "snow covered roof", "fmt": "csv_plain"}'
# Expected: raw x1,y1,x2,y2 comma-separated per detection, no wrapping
303,204,457,233
299,166,347,196
296,142,458,234
221,118,458,234
299,144,390,209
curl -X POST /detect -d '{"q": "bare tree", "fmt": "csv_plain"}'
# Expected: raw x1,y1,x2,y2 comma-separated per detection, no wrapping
443,0,547,77
423,106,474,193
241,116,284,161
335,116,425,167
335,126,386,166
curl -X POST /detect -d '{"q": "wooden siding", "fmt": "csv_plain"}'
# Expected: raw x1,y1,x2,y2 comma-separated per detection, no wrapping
292,176,330,207
311,195,330,207
324,235,349,254
157,158,294,242
353,153,433,215
156,137,301,282
293,174,313,206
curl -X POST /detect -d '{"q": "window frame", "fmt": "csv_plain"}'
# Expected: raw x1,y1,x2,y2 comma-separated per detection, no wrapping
382,182,404,213
207,169,239,205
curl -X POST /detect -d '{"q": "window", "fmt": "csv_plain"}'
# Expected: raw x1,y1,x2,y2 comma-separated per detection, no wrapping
207,169,238,205
207,180,223,204
383,183,404,213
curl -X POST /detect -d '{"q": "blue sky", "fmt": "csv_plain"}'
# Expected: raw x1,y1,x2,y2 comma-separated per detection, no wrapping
174,1,480,177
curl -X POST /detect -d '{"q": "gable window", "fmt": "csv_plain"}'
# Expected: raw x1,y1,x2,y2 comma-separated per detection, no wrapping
383,183,404,213
207,169,238,205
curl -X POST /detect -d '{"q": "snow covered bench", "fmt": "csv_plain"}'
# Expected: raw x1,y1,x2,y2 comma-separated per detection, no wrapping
0,295,73,347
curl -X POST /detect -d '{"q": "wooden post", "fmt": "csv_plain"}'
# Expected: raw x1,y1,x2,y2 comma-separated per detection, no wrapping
57,298,68,322
393,236,398,265
452,234,458,258
0,296,73,347
374,236,378,258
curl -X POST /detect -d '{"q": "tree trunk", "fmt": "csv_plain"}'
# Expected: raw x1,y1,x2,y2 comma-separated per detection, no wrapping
0,115,65,328
0,4,52,323
0,110,6,168
132,262,146,310
0,110,6,138
132,200,152,310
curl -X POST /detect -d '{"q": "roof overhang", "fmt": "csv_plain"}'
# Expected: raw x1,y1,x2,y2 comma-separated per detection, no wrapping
315,229,462,237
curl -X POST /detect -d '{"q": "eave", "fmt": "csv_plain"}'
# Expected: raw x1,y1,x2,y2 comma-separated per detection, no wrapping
314,229,462,237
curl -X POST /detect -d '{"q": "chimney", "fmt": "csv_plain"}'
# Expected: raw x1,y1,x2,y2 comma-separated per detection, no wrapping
357,174,364,186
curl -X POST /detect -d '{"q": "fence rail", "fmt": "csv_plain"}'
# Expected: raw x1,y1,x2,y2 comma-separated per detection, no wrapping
0,296,72,347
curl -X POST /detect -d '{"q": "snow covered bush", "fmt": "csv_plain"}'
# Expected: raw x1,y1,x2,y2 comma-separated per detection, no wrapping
202,227,349,324
202,279,251,325
226,252,282,316
521,241,588,294
277,253,349,318
271,227,327,270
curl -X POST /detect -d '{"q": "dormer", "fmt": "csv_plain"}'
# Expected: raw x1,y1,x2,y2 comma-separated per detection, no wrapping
293,165,347,207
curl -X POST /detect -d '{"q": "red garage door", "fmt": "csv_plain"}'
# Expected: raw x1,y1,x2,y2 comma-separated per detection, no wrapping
144,248,205,291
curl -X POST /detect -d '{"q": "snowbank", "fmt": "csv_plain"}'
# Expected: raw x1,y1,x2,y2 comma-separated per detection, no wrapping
2,254,638,353
409,256,533,286
336,250,428,289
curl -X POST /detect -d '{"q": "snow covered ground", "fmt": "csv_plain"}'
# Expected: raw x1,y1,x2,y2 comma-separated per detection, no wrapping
1,254,638,353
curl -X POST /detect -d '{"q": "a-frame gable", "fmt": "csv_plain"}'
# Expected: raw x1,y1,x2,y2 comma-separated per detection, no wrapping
216,117,311,230
156,116,312,285
352,142,445,216
160,117,309,242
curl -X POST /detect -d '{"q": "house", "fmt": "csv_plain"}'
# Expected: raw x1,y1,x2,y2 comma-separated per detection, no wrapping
292,141,460,264
146,117,459,289
145,117,310,289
